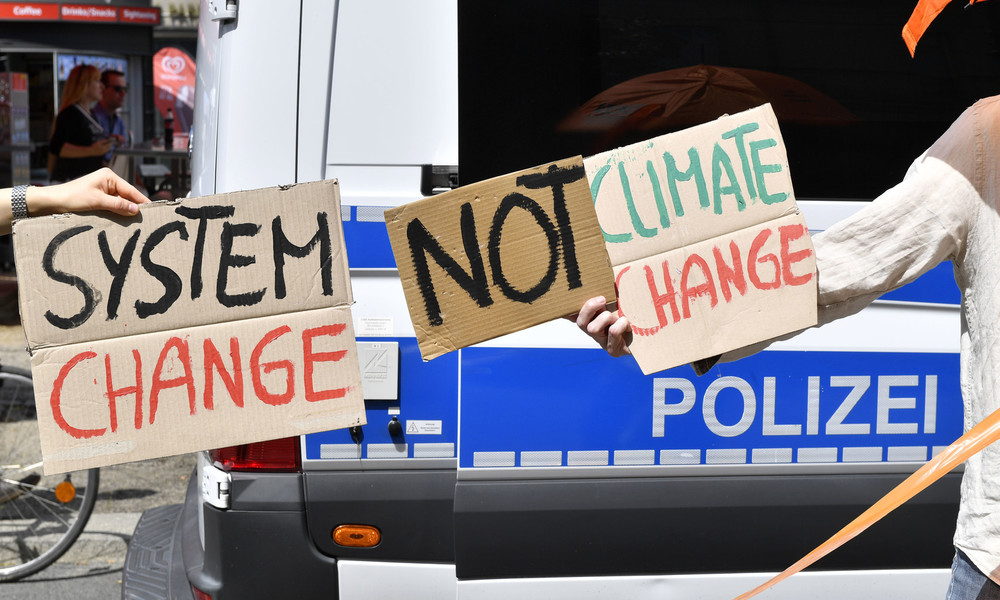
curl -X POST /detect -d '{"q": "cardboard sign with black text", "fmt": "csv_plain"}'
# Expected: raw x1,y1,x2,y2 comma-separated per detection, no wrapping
14,180,366,474
385,156,616,360
584,104,817,374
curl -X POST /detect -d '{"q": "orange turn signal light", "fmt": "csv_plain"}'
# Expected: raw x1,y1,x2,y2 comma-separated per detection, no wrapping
332,524,381,548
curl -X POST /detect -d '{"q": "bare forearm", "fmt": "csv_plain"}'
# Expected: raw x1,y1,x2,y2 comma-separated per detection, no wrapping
0,168,149,235
58,142,103,158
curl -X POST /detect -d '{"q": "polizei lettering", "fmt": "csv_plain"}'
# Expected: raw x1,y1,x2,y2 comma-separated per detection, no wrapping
652,374,940,439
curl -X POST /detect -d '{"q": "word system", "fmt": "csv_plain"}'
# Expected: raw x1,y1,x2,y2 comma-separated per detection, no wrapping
585,104,817,373
386,156,615,360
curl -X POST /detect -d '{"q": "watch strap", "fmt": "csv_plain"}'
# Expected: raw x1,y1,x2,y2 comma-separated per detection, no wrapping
10,185,28,220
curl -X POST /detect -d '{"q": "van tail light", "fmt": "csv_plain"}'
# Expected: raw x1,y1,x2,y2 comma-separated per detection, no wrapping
191,585,213,600
209,437,301,472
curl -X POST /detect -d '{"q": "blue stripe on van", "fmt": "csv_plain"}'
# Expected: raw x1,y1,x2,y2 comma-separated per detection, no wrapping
458,347,962,469
341,207,961,304
303,343,963,468
878,261,959,305
304,337,458,460
343,208,397,269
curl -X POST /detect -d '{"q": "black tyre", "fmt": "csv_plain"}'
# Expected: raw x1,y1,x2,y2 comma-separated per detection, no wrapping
0,367,100,581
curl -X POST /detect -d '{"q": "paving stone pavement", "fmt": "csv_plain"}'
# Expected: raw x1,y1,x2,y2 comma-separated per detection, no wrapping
0,322,196,569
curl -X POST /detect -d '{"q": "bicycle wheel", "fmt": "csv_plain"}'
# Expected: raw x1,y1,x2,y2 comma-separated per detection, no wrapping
0,366,100,582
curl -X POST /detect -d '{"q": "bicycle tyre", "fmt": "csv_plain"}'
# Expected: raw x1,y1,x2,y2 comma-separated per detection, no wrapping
0,366,101,582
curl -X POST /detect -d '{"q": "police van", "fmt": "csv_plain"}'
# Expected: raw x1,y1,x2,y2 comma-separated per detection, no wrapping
121,1,1000,599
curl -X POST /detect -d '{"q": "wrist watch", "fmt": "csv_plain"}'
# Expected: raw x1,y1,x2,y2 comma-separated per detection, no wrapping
11,185,28,220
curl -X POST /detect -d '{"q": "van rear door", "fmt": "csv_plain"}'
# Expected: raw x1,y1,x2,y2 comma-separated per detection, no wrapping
190,0,335,196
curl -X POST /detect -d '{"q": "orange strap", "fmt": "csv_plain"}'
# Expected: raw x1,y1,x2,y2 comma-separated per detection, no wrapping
734,404,1000,600
903,0,987,56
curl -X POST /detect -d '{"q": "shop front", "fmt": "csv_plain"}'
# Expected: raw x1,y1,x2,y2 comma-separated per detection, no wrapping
0,1,161,190
0,1,160,291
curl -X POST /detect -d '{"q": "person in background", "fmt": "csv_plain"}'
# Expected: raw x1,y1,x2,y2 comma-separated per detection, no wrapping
48,65,113,183
92,69,129,163
0,167,147,236
574,95,1000,600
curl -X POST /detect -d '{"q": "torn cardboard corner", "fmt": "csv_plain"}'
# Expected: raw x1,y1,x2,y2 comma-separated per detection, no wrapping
13,179,366,474
385,155,616,361
585,103,818,374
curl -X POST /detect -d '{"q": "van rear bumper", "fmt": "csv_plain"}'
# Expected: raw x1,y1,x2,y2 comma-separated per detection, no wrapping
123,471,339,600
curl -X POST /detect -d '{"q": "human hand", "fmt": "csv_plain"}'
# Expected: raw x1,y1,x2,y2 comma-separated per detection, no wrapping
91,138,114,156
32,167,149,218
568,295,633,357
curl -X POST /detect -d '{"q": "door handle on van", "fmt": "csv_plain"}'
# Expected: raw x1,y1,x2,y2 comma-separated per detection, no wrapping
208,0,237,22
421,165,459,196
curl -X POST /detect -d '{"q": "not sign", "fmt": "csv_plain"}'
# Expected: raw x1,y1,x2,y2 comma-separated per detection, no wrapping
385,156,616,360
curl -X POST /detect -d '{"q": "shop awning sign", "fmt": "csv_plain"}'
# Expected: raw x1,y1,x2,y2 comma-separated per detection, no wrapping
0,3,160,25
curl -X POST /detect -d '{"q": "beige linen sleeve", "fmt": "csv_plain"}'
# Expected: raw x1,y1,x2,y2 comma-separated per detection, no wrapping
812,154,970,322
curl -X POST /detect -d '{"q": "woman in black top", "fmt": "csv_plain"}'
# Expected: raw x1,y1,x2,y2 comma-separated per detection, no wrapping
48,65,114,183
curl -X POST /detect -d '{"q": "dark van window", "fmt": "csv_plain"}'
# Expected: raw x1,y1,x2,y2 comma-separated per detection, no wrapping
459,0,1000,199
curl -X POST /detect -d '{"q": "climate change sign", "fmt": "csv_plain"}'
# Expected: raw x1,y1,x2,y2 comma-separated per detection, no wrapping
14,181,366,474
584,104,817,374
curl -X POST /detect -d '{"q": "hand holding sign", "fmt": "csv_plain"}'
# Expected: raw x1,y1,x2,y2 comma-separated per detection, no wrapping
0,167,149,235
570,295,632,357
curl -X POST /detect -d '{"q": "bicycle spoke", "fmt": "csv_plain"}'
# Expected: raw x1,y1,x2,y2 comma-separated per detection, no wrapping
0,367,98,581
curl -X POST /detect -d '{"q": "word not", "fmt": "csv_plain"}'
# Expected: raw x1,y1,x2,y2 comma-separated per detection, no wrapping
653,374,939,439
405,164,586,326
590,121,789,244
49,322,349,440
618,223,812,332
42,205,333,329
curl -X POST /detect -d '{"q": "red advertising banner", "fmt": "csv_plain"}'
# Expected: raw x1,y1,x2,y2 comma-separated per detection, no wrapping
153,47,196,134
120,6,159,25
0,2,160,24
0,3,60,20
60,3,117,22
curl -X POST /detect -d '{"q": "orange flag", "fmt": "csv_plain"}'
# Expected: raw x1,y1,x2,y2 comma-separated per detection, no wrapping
733,404,1000,600
903,0,988,57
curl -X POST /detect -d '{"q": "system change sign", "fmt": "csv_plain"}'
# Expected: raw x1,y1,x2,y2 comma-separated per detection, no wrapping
386,156,616,360
584,104,818,374
14,180,366,474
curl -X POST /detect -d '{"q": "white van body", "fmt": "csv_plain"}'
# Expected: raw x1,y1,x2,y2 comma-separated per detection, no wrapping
121,1,971,599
